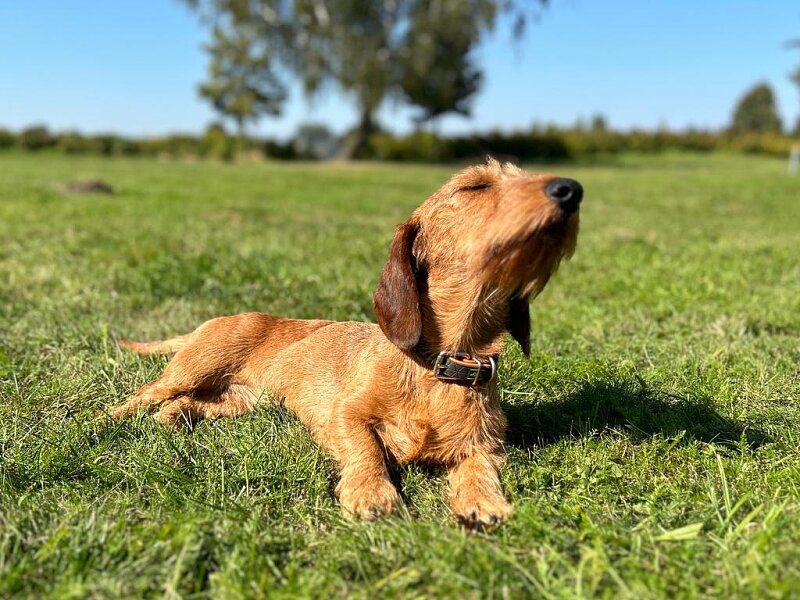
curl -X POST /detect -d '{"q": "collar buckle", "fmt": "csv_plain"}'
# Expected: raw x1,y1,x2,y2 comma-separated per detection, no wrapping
433,351,498,387
433,351,449,378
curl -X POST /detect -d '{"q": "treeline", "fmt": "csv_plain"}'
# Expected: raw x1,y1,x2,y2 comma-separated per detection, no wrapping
0,122,796,162
0,125,274,160
367,127,796,162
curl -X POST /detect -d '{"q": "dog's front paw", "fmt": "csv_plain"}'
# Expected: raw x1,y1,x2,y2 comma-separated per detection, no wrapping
337,475,403,520
452,494,514,531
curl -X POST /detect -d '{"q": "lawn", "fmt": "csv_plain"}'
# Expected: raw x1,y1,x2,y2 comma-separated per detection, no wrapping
0,152,798,598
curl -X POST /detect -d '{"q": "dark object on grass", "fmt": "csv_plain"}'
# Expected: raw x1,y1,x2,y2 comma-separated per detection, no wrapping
66,180,115,195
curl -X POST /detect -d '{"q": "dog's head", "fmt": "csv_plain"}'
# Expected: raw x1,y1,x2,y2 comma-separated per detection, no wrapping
374,158,581,355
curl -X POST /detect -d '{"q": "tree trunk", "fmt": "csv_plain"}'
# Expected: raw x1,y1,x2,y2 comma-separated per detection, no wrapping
336,106,373,160
236,118,245,153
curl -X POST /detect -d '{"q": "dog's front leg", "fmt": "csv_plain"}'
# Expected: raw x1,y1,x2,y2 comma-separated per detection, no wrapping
448,448,514,529
332,410,403,519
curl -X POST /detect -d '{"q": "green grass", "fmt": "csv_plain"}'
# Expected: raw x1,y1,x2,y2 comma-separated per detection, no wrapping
1,152,799,598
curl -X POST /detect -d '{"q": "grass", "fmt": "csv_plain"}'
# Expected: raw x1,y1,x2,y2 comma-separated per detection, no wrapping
0,151,799,598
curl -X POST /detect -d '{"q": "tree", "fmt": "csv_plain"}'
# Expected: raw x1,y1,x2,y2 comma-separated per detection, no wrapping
590,114,608,132
399,1,483,127
185,0,548,159
198,24,286,139
792,67,800,135
789,35,800,135
730,83,783,134
18,125,56,151
293,123,339,159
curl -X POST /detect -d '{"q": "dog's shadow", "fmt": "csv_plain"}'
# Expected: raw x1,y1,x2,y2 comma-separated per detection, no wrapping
502,375,772,452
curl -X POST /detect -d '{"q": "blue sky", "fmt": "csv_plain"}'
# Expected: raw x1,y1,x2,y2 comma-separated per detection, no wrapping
1,0,798,139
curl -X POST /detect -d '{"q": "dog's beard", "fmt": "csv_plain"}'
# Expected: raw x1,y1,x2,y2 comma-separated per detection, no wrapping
482,216,578,298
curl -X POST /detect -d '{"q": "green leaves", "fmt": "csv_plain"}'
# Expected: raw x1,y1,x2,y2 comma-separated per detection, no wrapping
730,83,783,134
198,24,286,136
187,1,548,157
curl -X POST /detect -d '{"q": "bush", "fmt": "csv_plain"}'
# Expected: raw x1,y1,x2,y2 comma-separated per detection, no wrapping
293,123,340,160
725,132,794,157
18,125,56,151
730,83,783,134
58,131,92,154
263,139,297,160
369,131,445,161
202,124,237,161
0,129,14,150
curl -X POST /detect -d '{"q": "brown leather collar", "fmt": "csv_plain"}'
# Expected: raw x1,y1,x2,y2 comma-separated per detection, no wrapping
433,351,498,387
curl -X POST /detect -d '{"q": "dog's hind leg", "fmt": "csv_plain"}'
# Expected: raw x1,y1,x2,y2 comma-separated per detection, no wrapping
106,378,193,420
153,384,260,428
107,335,240,420
108,313,333,422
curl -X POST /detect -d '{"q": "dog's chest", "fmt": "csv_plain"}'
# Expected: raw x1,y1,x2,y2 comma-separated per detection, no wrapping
374,392,501,465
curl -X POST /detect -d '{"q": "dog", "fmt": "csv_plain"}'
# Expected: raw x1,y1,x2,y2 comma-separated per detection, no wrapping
106,158,582,529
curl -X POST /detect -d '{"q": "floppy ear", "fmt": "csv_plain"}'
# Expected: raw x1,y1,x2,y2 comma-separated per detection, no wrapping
373,222,422,350
507,294,531,356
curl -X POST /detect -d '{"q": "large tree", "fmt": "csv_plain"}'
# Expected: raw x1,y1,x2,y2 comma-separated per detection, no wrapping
792,68,800,135
198,24,286,138
185,0,547,158
730,82,783,134
399,1,483,127
789,39,800,135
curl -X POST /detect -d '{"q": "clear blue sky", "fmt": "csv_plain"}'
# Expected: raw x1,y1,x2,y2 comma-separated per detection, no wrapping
1,0,798,139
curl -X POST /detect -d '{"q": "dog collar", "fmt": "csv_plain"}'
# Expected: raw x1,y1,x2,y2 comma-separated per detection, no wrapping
433,351,498,387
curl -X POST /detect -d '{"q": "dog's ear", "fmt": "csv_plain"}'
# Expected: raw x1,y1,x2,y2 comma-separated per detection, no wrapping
507,294,531,355
373,221,422,350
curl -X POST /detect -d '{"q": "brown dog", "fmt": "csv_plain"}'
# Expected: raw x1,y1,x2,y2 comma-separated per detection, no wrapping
106,159,581,528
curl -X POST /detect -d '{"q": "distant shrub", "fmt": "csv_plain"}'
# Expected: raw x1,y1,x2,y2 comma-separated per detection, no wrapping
730,83,783,134
726,132,794,157
18,125,56,151
0,128,14,149
202,123,237,161
370,131,445,161
293,123,340,160
263,139,297,160
58,131,92,154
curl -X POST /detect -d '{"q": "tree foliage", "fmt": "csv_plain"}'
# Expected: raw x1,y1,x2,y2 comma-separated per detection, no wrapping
399,1,483,125
792,68,800,135
198,24,286,136
730,82,783,134
185,0,547,158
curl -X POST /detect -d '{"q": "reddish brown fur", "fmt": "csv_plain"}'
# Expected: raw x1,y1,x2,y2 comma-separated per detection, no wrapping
105,159,580,528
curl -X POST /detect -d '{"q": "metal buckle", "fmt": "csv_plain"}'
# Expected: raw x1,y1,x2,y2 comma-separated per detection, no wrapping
434,351,449,379
470,355,497,386
471,358,483,386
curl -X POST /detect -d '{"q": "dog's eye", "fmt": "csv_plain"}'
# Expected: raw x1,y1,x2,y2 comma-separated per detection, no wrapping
460,182,492,192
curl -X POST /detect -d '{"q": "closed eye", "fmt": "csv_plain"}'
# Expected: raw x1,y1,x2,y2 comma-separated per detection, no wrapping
454,182,492,195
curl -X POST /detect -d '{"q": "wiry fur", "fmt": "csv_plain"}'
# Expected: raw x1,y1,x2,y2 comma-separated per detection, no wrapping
105,159,580,528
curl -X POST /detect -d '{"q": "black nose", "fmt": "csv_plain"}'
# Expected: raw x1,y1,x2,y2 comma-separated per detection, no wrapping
545,178,583,214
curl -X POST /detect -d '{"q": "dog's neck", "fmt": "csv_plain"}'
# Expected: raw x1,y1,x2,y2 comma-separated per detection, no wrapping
417,276,510,359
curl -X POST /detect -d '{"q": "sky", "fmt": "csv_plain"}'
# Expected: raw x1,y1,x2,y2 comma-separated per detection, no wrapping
0,0,798,139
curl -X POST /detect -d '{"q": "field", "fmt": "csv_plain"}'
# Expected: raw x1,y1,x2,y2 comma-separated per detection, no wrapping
1,152,799,598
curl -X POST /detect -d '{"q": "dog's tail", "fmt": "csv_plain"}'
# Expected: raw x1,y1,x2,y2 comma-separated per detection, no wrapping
117,334,191,356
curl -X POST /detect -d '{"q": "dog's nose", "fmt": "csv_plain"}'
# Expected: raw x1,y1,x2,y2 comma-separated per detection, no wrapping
545,178,583,214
